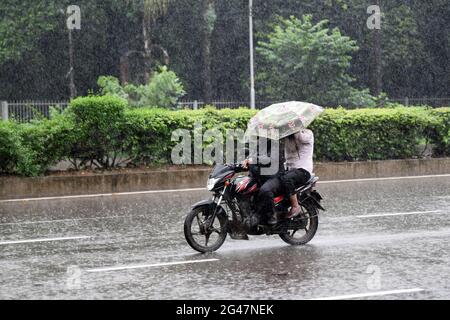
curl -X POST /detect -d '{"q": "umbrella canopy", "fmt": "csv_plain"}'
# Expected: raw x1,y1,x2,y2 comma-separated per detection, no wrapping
246,101,324,140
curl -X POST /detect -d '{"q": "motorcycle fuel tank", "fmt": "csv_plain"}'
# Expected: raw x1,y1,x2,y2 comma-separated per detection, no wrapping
233,176,259,196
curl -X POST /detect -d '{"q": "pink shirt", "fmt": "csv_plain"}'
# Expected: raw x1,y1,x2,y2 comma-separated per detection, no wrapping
284,129,314,173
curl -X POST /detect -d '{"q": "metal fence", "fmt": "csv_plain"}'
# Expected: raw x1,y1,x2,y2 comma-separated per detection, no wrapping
1,98,449,122
388,97,450,108
1,100,69,122
178,99,282,110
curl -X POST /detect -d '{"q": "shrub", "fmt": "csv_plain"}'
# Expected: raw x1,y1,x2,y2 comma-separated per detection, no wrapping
2,103,449,176
123,107,256,164
97,76,129,100
66,95,128,168
429,108,450,156
310,107,433,161
0,121,45,176
133,66,186,108
0,121,22,174
18,112,77,175
97,66,186,109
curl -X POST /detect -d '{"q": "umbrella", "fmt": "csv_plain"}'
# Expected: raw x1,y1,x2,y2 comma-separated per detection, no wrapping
245,101,324,140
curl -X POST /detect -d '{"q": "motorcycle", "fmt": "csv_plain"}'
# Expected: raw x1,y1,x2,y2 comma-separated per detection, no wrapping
184,163,325,253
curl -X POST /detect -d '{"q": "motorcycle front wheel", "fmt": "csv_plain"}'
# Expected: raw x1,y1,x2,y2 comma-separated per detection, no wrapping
184,207,228,253
279,203,319,246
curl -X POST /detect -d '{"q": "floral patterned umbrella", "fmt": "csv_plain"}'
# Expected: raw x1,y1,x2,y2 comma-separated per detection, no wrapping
245,101,324,140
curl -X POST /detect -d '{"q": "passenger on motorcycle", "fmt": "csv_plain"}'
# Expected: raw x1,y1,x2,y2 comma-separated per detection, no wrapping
242,129,314,225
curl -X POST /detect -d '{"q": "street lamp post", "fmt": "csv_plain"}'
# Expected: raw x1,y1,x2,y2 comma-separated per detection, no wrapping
249,0,256,110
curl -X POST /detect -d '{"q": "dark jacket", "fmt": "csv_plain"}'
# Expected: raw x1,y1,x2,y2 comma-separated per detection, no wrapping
249,139,286,183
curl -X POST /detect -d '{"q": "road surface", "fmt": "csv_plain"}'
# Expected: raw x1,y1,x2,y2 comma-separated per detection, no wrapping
0,175,449,300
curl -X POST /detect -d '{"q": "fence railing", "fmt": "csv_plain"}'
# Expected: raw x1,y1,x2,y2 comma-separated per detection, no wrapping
1,98,449,122
388,97,450,108
178,100,283,110
1,101,69,122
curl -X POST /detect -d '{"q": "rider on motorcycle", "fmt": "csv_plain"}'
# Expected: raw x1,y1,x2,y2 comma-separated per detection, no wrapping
243,129,314,225
283,129,314,218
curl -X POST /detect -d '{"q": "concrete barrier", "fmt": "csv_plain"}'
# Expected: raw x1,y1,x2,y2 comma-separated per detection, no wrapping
1,158,449,200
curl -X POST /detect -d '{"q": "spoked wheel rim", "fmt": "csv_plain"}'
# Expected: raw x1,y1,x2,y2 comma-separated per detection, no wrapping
184,207,228,253
279,204,319,246
191,211,223,247
287,206,312,239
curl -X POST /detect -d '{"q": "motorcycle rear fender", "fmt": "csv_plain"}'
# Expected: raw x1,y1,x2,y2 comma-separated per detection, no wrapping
300,190,325,211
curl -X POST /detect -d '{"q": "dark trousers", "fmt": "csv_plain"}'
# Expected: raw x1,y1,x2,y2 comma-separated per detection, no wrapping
258,177,283,220
257,169,311,219
279,168,311,196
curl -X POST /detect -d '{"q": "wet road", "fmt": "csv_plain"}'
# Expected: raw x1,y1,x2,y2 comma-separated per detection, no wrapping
0,175,449,300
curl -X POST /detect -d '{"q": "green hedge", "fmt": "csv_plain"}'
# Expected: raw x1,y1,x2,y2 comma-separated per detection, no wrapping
0,121,24,174
124,107,257,163
429,108,450,156
0,96,449,176
310,107,434,161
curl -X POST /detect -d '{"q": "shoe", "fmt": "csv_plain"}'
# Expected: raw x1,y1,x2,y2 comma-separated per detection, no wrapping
230,232,249,240
286,206,302,219
267,214,278,225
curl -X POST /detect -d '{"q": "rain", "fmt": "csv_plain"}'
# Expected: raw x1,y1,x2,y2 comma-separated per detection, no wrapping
0,0,450,303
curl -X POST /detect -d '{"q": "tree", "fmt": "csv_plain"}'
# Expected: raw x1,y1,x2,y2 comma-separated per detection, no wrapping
200,0,216,104
381,4,424,98
0,1,58,63
257,15,375,107
98,66,186,109
140,0,172,82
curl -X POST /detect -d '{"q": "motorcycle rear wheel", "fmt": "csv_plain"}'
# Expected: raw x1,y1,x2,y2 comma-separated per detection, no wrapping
279,204,319,246
184,207,228,253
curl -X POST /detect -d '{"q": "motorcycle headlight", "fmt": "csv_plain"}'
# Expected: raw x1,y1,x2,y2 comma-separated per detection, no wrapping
207,178,220,191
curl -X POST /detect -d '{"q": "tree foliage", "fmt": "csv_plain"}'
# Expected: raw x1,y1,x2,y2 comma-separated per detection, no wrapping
0,0,449,104
257,15,376,107
98,66,186,108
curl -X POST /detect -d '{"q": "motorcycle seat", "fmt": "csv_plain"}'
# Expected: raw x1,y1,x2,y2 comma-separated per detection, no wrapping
295,174,319,193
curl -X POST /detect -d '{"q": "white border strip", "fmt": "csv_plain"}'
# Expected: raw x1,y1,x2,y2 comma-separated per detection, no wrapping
0,215,146,226
356,210,443,218
0,188,206,203
309,288,424,300
86,259,219,273
0,236,91,245
318,174,450,184
1,174,449,203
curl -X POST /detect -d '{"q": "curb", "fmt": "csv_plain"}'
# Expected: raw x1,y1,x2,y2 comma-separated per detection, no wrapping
1,158,449,200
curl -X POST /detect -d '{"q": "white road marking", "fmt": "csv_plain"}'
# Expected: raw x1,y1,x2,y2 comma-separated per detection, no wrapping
355,210,444,218
86,259,219,273
0,188,206,203
0,215,146,226
309,288,424,300
1,173,449,203
2,209,448,227
318,174,450,184
0,236,91,245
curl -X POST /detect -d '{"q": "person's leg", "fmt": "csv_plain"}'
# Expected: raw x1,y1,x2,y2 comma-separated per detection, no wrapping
258,177,283,225
283,169,311,218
